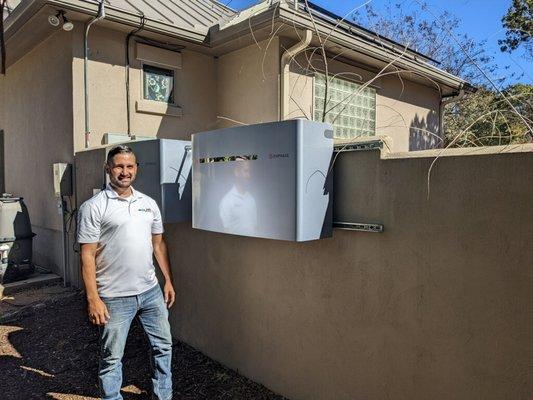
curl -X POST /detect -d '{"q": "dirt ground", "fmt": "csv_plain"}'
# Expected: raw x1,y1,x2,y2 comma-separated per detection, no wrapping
0,285,287,400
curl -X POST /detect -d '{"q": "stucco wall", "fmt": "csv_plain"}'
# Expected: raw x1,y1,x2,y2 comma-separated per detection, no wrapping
288,53,441,152
0,30,73,272
71,26,219,151
165,145,533,400
216,38,280,128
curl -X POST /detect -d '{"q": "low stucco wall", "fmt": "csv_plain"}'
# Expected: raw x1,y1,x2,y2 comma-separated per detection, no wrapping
165,144,533,400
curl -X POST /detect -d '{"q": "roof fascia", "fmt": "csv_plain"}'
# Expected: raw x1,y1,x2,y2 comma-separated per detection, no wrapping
211,3,472,91
4,0,210,44
210,5,279,48
3,0,46,41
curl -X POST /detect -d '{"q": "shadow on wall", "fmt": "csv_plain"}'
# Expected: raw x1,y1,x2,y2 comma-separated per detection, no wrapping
409,112,441,151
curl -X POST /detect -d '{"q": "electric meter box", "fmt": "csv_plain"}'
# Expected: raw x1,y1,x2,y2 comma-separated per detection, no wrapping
75,138,192,223
192,120,334,242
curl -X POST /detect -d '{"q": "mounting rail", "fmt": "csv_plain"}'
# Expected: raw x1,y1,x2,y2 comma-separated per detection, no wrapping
334,140,383,153
333,221,384,233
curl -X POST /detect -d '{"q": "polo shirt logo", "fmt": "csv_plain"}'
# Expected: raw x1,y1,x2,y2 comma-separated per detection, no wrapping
138,208,152,212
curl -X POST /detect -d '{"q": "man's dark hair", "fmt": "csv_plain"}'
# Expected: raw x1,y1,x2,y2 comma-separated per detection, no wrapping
106,145,135,165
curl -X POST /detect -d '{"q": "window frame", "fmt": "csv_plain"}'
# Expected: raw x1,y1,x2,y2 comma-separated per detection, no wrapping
141,62,176,105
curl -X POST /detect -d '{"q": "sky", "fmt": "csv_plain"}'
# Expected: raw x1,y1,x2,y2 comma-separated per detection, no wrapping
221,0,532,86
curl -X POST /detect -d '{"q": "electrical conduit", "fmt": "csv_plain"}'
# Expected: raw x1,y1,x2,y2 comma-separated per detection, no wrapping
84,0,106,148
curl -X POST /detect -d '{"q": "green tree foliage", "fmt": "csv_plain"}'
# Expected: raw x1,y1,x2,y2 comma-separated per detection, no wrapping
499,0,532,57
444,84,533,147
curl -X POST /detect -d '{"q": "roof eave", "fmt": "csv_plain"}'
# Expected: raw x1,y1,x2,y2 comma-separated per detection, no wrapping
276,7,470,91
210,5,279,48
211,3,471,91
4,0,210,44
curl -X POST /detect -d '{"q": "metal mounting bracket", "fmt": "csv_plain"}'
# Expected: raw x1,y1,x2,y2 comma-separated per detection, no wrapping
333,221,384,233
334,140,383,153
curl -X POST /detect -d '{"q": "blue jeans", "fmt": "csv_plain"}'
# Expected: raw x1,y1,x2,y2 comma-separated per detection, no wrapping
99,284,173,400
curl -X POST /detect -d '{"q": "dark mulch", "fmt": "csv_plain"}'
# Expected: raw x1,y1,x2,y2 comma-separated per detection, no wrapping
0,290,287,400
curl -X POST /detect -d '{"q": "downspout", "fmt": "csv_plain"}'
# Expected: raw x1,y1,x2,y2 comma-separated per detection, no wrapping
280,29,312,120
439,87,466,144
84,0,106,148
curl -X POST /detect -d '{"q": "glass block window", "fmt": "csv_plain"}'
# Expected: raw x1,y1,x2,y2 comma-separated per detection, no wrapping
314,74,376,139
143,64,174,103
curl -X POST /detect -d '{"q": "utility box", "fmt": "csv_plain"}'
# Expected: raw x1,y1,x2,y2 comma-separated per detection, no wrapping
75,139,192,223
53,163,72,197
192,120,334,241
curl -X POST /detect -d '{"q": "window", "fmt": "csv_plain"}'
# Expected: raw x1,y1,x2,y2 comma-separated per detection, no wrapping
143,64,174,104
314,74,376,139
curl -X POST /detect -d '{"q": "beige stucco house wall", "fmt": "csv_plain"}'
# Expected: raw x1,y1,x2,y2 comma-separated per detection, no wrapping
288,53,441,152
0,22,225,274
70,25,219,151
0,29,73,270
217,38,280,128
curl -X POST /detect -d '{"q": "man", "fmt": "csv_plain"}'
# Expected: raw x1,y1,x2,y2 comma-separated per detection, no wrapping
77,144,175,400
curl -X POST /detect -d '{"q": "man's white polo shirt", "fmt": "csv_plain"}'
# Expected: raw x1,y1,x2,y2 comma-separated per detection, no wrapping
77,184,164,298
219,185,257,236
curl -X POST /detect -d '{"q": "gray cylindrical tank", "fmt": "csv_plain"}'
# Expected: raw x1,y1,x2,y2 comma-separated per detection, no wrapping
0,194,36,284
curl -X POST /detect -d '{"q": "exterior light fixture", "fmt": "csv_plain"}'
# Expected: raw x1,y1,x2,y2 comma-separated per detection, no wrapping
48,11,74,31
62,16,74,31
48,14,60,27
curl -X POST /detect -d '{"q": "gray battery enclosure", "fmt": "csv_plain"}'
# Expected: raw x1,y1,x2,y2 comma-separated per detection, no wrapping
192,120,334,241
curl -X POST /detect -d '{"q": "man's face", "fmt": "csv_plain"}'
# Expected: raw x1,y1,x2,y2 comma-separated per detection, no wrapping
234,160,251,190
106,152,138,189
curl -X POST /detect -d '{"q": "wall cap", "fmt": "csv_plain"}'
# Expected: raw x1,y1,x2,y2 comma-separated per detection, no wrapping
387,143,533,159
334,136,533,160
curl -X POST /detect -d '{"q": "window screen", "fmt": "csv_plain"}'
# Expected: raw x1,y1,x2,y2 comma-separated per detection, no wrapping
143,64,174,103
314,74,376,139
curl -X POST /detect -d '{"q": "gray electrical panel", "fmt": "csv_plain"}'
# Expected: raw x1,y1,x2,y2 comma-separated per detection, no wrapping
192,120,334,241
75,139,192,223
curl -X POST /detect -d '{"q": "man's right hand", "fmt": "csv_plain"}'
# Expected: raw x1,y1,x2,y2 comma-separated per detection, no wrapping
87,297,110,325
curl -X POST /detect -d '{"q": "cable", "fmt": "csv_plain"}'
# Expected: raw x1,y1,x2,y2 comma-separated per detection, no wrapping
125,13,146,139
0,0,6,75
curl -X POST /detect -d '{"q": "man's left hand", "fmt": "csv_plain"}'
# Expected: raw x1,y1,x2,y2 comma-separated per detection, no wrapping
163,281,176,308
